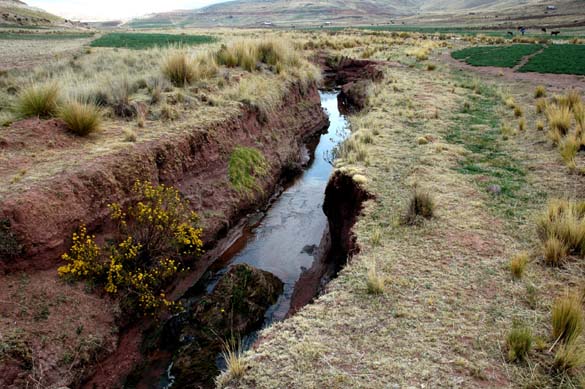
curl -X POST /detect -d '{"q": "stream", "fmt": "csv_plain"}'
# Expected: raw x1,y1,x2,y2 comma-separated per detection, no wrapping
148,90,349,388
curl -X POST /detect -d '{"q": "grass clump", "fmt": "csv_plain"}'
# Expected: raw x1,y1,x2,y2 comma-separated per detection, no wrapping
536,98,547,114
403,188,435,225
535,85,547,98
559,135,579,170
58,101,102,136
215,39,301,74
366,262,385,295
506,326,533,362
546,105,572,139
162,53,194,87
228,147,269,194
514,105,524,118
216,338,246,386
537,199,585,263
15,83,59,118
509,252,528,279
552,294,584,345
552,342,585,374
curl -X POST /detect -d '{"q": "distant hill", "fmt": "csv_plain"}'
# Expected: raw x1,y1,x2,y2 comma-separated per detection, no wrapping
127,0,584,29
0,0,66,27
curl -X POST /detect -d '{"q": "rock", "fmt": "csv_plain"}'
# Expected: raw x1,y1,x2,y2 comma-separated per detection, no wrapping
487,184,502,195
302,244,317,255
171,264,283,387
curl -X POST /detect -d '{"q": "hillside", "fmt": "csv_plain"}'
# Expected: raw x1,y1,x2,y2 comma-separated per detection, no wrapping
128,0,584,28
0,0,64,27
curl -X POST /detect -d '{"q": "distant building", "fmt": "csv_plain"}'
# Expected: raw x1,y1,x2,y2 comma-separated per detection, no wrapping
546,5,557,10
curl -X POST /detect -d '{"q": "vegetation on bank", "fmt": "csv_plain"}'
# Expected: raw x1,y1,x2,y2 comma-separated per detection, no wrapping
58,181,203,315
0,32,94,40
90,32,216,49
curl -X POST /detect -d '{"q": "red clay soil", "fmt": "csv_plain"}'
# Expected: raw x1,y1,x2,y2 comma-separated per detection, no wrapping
442,51,585,91
0,81,328,274
0,81,328,388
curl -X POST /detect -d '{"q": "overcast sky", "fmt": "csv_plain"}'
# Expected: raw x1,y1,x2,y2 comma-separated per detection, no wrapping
27,0,229,21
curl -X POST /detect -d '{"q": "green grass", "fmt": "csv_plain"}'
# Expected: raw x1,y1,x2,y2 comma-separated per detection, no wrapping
445,82,537,219
518,44,585,75
90,33,215,49
228,147,268,194
451,44,542,68
0,32,93,40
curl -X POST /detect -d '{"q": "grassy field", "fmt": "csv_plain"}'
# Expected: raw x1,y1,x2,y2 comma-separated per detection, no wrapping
89,33,215,49
0,32,94,40
518,44,585,75
451,44,542,68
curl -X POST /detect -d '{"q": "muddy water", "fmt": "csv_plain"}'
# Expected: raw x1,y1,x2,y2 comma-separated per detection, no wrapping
206,91,349,323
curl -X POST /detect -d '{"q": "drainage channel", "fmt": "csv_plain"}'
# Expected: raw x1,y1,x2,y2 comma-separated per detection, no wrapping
139,90,349,389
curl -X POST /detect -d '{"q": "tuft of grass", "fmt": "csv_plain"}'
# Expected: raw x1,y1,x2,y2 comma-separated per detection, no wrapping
552,294,584,345
509,252,528,279
537,199,585,261
546,105,572,138
535,85,546,99
552,341,585,374
366,262,385,295
507,326,533,362
427,63,437,71
536,120,545,131
536,98,547,114
162,53,194,87
15,83,59,118
403,188,435,225
559,135,579,171
123,128,137,142
518,117,526,132
542,236,568,267
513,105,524,118
228,147,269,194
216,338,246,386
58,101,102,136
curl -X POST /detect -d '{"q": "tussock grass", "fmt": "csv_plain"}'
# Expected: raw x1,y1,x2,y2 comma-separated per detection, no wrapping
552,341,585,374
403,188,435,225
535,85,546,99
552,295,584,345
162,53,194,87
15,83,59,118
559,135,579,171
514,105,524,118
536,120,545,131
216,39,301,74
507,326,532,362
518,117,526,132
366,262,385,295
536,98,547,114
537,199,585,262
216,338,246,387
545,105,572,138
509,252,528,279
58,101,102,136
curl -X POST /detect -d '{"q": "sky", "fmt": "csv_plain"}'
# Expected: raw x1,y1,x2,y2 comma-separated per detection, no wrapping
27,0,229,21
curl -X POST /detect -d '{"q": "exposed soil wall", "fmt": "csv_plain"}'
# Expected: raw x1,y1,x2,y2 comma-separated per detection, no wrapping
0,81,328,274
289,171,372,315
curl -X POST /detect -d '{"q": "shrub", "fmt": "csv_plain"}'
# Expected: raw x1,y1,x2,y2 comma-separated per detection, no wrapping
58,101,102,136
59,181,204,315
552,295,584,345
228,147,268,194
15,83,59,118
510,252,528,279
403,189,435,225
162,53,194,87
507,326,533,362
366,263,385,295
535,85,546,98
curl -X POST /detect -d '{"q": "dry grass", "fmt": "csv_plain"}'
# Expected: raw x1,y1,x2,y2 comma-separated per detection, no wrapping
57,101,102,136
537,199,585,259
509,252,528,279
162,53,194,87
366,262,385,295
546,105,572,139
216,339,246,387
552,294,584,345
534,85,546,99
536,98,547,114
15,83,59,118
402,188,435,225
542,236,568,266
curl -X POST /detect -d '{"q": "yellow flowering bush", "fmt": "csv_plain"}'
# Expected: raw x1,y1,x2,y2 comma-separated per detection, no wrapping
59,180,204,315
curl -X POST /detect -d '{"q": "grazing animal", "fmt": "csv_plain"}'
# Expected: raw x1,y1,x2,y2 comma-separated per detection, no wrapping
507,31,514,36
541,27,547,33
551,30,561,36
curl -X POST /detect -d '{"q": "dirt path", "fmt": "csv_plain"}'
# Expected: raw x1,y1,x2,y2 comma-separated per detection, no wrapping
512,45,546,71
442,51,585,91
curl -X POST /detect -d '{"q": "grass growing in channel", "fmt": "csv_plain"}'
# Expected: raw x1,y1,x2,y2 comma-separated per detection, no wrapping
445,81,535,220
228,147,268,195
90,33,215,49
